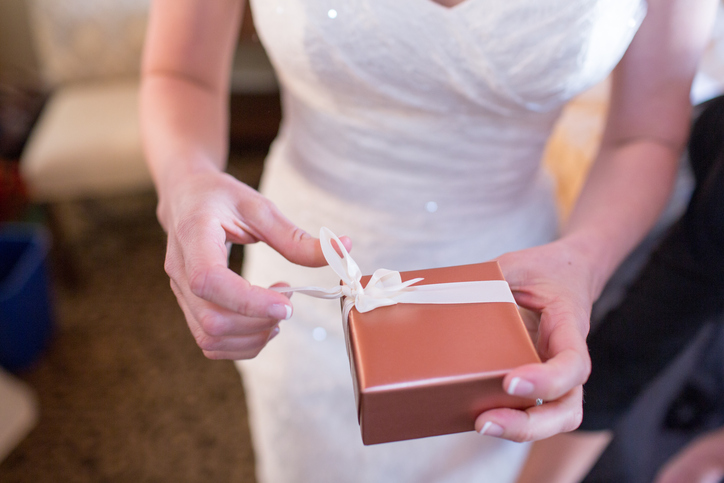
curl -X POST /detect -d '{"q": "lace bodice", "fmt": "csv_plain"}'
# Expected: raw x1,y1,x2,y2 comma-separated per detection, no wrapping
247,0,646,272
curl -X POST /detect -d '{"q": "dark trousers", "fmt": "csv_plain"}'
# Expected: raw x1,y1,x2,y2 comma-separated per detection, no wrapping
580,95,724,481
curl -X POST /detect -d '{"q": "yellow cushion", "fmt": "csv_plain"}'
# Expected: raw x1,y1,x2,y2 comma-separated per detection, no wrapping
544,78,610,220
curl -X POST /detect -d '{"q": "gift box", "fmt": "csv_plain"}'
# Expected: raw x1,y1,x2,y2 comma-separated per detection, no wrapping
342,261,540,445
275,228,542,446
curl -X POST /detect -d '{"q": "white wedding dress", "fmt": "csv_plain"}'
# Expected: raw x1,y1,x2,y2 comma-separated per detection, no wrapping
237,1,646,481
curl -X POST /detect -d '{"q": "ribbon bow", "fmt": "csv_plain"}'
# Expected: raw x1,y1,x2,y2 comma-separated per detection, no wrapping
272,227,515,319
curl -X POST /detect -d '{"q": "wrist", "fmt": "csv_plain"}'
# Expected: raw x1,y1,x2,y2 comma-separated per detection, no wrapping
555,231,617,301
153,151,221,232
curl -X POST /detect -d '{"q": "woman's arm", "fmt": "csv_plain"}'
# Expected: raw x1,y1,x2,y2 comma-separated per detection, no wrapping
562,0,718,293
475,0,718,445
142,0,241,206
141,0,346,360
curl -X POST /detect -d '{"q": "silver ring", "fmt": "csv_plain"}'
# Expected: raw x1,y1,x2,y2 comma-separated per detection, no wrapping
535,398,543,406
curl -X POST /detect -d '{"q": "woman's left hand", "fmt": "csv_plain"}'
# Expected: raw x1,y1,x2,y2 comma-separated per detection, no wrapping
474,238,596,441
471,0,720,447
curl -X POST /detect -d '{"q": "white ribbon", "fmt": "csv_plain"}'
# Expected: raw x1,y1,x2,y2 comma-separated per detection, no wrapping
271,227,515,320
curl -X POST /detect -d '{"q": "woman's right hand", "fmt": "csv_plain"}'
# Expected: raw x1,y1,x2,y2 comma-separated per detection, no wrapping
158,167,350,360
141,0,344,360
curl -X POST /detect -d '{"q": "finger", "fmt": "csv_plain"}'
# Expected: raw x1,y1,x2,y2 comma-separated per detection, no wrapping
172,281,280,359
242,200,353,267
174,222,294,319
172,278,282,336
202,326,280,361
474,386,583,442
503,347,589,403
198,325,280,353
504,311,590,401
188,266,293,319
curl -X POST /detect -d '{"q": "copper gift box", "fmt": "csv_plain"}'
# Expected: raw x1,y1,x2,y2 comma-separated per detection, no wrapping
342,261,540,445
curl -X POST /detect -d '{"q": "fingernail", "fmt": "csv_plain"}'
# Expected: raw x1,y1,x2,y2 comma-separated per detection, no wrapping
267,326,281,341
507,377,534,396
478,421,504,437
270,304,292,320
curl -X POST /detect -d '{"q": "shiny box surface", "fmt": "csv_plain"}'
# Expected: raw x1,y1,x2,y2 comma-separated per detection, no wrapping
343,261,540,445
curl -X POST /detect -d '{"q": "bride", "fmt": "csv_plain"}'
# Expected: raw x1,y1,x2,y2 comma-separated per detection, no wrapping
140,0,717,481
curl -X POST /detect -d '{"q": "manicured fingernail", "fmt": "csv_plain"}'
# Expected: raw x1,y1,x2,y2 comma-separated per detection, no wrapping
478,421,504,437
507,377,534,396
270,304,292,320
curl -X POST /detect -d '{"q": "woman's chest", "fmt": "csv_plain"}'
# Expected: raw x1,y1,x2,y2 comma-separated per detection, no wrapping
250,0,646,112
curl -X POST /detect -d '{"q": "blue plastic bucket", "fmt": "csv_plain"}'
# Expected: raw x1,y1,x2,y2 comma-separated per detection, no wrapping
0,223,54,371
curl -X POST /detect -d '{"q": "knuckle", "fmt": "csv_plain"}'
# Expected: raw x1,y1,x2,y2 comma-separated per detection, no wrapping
233,296,255,317
232,287,272,320
197,311,227,337
169,279,182,297
241,333,271,358
567,409,584,432
164,252,182,279
566,397,584,432
506,430,531,444
245,344,265,359
196,333,222,352
511,411,539,442
163,259,175,278
248,195,276,223
188,267,212,299
290,226,310,245
517,427,536,443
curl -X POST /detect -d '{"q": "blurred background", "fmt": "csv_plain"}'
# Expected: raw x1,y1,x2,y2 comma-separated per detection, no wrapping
0,1,279,481
0,0,723,482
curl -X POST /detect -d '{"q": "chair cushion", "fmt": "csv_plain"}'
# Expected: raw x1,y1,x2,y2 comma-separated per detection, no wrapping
20,79,152,202
543,78,609,220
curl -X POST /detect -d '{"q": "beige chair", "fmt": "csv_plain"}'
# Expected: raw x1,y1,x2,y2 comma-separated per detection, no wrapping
21,79,149,203
16,0,152,283
543,78,610,220
19,0,152,201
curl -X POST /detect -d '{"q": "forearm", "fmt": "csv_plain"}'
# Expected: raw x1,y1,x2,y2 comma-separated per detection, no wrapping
140,75,230,229
140,0,243,231
559,0,717,300
560,137,682,299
